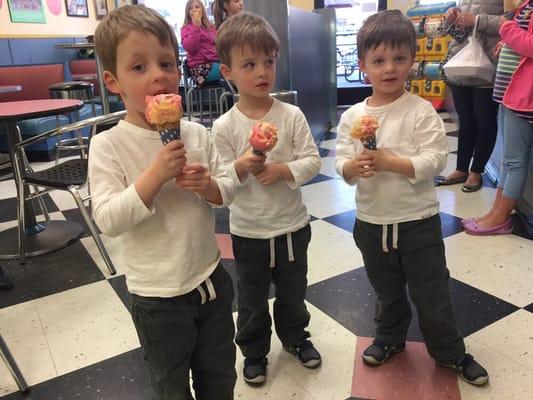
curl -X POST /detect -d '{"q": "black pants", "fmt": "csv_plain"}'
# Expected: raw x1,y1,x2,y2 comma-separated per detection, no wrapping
449,84,498,174
232,225,312,359
131,264,236,400
353,215,465,362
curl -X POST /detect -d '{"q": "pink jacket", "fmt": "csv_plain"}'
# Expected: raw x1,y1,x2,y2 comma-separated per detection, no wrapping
501,1,533,112
180,23,218,67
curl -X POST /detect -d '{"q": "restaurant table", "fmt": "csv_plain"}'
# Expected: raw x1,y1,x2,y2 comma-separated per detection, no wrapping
0,86,22,94
55,42,110,114
0,99,85,260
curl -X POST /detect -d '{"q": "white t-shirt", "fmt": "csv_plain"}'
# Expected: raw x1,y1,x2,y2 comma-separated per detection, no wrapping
88,119,235,297
212,99,321,238
335,92,448,225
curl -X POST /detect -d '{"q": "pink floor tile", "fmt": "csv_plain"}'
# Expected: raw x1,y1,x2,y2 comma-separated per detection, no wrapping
351,337,461,400
216,234,234,259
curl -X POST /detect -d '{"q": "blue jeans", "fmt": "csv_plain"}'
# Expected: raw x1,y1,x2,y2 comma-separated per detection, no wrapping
498,105,533,199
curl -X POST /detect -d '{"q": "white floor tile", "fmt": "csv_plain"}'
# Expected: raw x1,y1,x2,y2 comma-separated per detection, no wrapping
0,179,17,201
34,280,139,376
320,139,336,151
319,157,339,178
79,234,125,278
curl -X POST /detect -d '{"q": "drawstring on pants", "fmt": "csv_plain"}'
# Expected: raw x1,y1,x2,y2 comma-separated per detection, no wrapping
381,223,399,253
269,232,296,268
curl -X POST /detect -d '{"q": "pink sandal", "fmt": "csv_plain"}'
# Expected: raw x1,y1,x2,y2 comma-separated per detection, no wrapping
463,220,513,236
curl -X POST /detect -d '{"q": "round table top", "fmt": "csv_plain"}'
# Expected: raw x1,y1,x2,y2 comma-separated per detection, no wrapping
0,99,84,121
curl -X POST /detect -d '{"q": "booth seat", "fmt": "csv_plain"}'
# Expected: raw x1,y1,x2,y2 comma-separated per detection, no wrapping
0,63,102,160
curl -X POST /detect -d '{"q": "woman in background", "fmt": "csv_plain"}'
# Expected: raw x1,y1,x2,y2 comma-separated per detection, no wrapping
213,0,244,28
181,0,221,86
437,0,504,192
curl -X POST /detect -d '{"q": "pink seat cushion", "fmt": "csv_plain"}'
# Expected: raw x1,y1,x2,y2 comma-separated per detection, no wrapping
0,64,65,102
70,60,99,96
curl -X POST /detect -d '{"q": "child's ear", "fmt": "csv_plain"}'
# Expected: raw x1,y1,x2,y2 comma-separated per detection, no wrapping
220,63,232,81
104,70,121,94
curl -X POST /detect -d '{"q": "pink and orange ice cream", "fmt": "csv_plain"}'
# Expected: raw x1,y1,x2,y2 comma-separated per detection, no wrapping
145,94,183,144
249,121,278,155
351,115,378,150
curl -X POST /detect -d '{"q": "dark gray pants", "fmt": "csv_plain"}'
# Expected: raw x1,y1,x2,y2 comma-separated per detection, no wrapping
353,215,465,362
232,224,312,359
131,264,236,400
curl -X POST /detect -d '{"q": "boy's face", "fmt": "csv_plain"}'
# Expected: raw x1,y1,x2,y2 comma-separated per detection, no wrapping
104,31,180,129
359,43,413,104
220,45,276,101
225,0,243,17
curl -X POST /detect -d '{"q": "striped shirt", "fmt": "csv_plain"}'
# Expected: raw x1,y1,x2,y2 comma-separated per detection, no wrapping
493,1,533,122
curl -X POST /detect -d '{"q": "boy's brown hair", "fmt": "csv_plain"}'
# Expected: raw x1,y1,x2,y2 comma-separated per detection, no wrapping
216,12,280,66
95,5,179,76
357,10,416,61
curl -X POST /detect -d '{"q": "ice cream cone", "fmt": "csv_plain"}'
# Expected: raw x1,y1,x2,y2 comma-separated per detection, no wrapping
145,94,183,144
351,115,378,150
249,121,278,155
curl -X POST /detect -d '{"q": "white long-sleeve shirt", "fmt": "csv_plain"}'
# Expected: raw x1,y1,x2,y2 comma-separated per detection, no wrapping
212,99,321,238
335,92,448,225
88,119,235,297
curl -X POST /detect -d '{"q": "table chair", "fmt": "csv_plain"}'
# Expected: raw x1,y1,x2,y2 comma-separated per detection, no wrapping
12,111,126,274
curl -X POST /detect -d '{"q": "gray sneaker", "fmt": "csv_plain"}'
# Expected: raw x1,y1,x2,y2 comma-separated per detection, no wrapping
284,340,322,368
243,357,267,385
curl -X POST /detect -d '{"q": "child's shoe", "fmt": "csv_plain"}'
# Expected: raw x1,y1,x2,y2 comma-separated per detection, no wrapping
437,353,489,386
243,357,268,385
362,339,405,366
284,340,322,368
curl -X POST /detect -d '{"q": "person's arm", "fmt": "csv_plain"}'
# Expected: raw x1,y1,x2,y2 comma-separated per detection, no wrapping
335,110,361,185
405,103,448,184
89,136,155,237
477,13,504,35
181,24,202,55
500,19,533,58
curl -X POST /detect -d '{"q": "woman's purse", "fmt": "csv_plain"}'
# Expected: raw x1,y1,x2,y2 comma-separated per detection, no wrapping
443,15,495,84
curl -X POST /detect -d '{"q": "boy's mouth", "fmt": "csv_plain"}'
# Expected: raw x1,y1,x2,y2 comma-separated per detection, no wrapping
256,82,269,88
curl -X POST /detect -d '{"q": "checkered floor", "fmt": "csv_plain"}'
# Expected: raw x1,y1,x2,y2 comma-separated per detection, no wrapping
0,114,532,400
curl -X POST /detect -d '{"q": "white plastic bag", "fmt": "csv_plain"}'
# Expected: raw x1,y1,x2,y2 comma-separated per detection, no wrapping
443,16,495,84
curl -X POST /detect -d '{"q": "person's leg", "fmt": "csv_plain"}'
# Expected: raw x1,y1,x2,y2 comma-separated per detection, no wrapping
443,85,476,181
466,87,499,187
400,216,465,362
191,265,236,400
272,225,311,349
232,234,273,359
353,220,412,347
475,106,533,228
131,294,197,400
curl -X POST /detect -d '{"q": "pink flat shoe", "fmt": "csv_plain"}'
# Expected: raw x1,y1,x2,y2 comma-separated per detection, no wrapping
464,220,513,236
461,217,476,226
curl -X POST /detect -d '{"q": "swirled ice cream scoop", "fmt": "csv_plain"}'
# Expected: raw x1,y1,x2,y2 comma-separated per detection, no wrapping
145,94,183,143
350,115,378,150
249,121,278,155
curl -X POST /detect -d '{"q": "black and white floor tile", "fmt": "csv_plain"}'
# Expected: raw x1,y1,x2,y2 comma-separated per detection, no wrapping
0,113,532,399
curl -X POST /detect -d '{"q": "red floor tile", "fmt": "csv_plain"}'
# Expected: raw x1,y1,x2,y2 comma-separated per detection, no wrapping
216,233,234,259
352,337,461,400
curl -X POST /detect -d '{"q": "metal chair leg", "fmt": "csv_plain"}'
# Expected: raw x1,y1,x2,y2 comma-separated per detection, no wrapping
0,334,28,393
15,157,26,265
68,186,116,275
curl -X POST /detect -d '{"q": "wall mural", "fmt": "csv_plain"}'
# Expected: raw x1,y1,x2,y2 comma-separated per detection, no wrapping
7,0,47,23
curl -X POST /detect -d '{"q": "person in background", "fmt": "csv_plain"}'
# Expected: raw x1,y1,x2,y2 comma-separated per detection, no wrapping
213,0,244,28
335,10,489,386
437,0,504,192
181,0,221,86
0,265,13,289
463,0,533,235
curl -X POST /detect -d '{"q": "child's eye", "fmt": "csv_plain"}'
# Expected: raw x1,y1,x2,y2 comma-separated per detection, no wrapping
132,64,145,72
161,61,175,70
244,62,255,69
372,59,383,65
395,56,407,63
266,58,275,66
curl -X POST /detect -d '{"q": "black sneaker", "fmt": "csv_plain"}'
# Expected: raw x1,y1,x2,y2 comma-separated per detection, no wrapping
284,340,322,368
362,339,405,366
437,353,489,386
0,266,13,290
243,357,267,385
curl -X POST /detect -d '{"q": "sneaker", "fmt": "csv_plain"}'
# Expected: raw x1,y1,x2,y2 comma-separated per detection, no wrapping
0,267,13,290
284,340,322,368
437,353,489,386
362,339,405,366
243,357,267,385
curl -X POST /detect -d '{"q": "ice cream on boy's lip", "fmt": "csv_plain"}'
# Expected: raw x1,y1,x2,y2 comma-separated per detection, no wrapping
145,94,183,144
351,115,378,150
249,121,278,155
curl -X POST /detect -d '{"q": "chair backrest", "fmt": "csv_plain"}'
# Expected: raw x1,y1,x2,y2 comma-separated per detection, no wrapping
0,64,65,102
69,59,99,96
